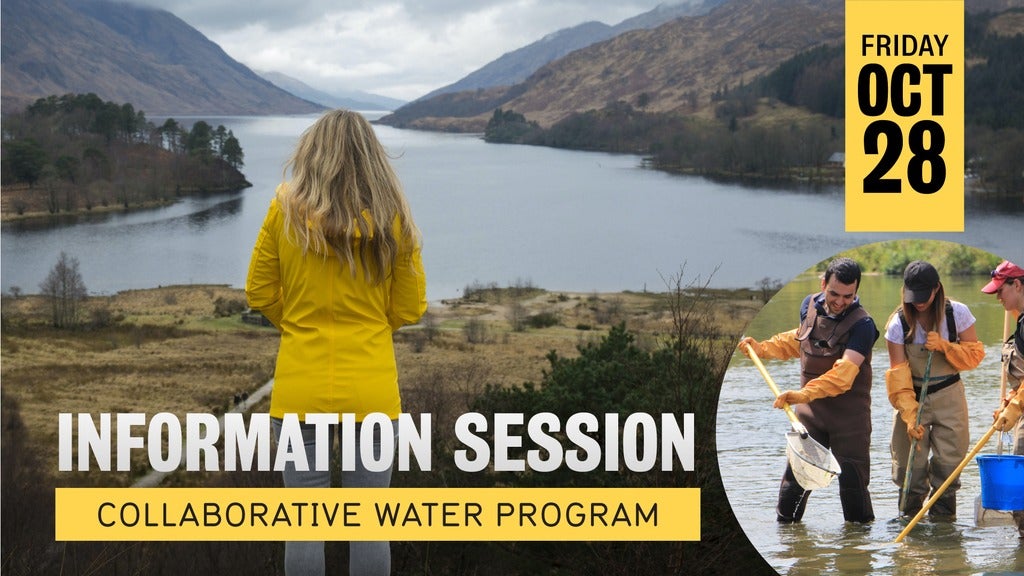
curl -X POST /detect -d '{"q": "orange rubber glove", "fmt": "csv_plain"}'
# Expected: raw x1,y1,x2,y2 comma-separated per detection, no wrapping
924,332,985,371
995,398,1023,432
773,389,810,407
739,329,800,361
886,362,925,440
772,358,860,408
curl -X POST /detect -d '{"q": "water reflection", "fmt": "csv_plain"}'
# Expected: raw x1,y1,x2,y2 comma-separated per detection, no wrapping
886,521,971,575
776,522,875,575
186,196,244,229
1,189,248,234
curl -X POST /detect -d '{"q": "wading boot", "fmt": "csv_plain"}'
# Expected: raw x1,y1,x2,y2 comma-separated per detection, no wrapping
777,467,810,523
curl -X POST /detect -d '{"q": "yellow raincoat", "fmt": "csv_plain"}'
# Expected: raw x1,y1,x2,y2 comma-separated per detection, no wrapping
245,190,427,421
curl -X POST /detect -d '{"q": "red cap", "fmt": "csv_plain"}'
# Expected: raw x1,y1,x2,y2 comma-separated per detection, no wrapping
981,260,1024,293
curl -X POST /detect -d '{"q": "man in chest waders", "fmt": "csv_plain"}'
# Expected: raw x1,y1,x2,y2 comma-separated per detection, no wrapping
740,258,879,523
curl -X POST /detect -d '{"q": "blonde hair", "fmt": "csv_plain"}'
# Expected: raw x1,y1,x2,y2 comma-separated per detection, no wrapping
279,109,419,284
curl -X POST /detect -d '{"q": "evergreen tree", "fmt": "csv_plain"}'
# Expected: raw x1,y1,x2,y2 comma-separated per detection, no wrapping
3,139,47,187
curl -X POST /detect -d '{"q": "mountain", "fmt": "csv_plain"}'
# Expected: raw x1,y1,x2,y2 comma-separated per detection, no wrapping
1,0,324,115
379,0,844,131
259,71,405,111
417,21,614,102
417,0,725,102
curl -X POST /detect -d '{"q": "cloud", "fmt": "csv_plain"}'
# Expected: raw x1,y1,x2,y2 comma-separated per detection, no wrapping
126,0,673,101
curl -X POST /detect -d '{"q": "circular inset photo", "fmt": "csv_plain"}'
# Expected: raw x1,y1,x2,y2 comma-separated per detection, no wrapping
717,239,1024,575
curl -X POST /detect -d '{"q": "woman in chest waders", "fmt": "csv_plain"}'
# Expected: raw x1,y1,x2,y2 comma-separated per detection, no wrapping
885,261,984,520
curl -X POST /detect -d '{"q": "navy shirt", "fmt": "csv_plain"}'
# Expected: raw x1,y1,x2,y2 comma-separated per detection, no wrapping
800,293,879,357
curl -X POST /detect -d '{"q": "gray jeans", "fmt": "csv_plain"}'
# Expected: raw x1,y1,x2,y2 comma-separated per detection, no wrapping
272,417,397,576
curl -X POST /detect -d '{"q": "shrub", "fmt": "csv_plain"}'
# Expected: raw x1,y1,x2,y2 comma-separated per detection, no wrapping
213,296,246,317
453,312,760,574
463,318,490,344
526,311,560,329
89,304,116,328
2,393,60,575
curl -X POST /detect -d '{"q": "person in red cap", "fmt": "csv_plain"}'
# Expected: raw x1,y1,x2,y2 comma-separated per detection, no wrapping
884,260,985,519
981,260,1024,537
739,257,879,524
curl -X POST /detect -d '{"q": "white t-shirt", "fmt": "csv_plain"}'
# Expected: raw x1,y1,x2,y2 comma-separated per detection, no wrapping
884,300,976,345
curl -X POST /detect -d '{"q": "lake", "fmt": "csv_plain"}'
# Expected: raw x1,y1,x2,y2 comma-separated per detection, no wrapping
718,273,1024,575
1,113,1022,302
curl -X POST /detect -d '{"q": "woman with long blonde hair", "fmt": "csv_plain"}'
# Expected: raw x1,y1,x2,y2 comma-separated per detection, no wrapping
247,109,426,576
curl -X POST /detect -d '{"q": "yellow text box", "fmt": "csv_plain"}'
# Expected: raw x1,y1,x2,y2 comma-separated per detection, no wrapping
845,0,964,231
55,487,700,541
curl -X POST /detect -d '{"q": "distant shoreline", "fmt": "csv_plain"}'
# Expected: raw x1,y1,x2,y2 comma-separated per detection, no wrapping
0,183,250,225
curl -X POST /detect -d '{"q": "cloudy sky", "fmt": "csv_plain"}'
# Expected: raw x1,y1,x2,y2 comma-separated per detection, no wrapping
126,0,681,102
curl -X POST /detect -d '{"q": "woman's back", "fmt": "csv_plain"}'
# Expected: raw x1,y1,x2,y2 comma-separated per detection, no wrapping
246,110,426,421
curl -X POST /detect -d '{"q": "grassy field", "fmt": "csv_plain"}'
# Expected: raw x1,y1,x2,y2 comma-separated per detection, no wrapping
0,283,765,486
0,282,770,575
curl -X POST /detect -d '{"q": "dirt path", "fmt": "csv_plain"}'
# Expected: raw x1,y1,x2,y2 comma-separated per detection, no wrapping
132,378,275,487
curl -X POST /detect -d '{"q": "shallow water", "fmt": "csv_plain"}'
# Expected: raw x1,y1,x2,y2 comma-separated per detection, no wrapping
717,274,1024,575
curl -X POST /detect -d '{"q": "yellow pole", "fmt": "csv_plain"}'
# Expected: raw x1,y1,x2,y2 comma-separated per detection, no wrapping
744,343,803,431
997,310,1011,455
894,424,998,543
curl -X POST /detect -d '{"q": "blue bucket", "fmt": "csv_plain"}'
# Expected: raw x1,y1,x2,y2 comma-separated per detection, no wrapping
976,455,1024,511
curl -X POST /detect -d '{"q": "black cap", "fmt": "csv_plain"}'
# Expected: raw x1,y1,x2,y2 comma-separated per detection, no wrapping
903,260,940,304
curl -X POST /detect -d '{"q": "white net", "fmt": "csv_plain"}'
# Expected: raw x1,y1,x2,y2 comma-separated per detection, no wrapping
786,431,841,490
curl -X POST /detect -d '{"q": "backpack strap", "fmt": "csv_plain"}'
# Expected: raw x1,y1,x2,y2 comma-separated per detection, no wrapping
898,307,911,344
897,300,958,344
944,300,958,343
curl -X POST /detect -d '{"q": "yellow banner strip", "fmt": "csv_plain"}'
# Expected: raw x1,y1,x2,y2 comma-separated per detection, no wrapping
55,487,699,541
845,0,964,231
